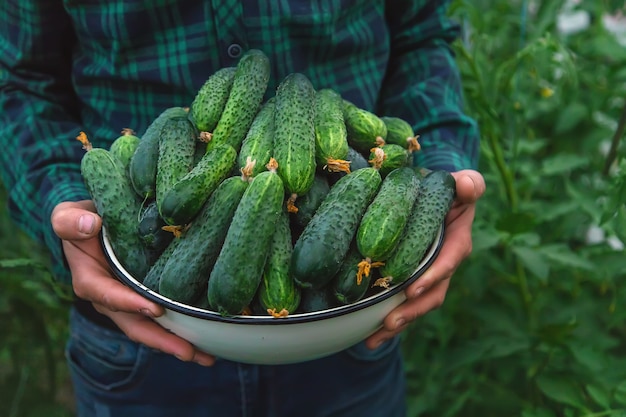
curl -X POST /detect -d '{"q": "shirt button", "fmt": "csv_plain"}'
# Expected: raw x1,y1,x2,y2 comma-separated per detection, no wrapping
227,44,243,59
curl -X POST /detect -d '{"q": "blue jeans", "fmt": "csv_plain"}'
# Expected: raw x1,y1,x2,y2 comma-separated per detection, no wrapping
65,307,407,417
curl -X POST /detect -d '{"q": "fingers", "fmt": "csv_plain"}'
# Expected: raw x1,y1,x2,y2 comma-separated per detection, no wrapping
51,200,102,240
365,279,451,349
106,310,216,366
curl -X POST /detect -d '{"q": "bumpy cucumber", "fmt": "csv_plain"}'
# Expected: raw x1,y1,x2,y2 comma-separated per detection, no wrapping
377,170,456,288
370,143,410,177
237,99,275,177
290,167,382,290
291,174,330,230
142,238,179,291
129,107,189,199
381,116,420,151
138,200,174,264
273,73,317,213
356,167,421,277
109,128,140,172
257,208,301,317
332,243,373,305
158,175,249,304
79,142,150,280
189,66,237,134
207,49,270,152
155,116,197,213
314,89,350,173
343,100,387,154
158,143,236,226
207,161,285,315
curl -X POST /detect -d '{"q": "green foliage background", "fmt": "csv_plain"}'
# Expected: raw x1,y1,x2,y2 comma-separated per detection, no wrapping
1,0,625,416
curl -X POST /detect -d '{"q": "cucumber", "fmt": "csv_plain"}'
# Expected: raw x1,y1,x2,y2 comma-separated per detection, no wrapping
78,136,150,280
207,49,270,152
370,143,410,177
207,159,285,316
296,285,340,314
332,243,373,305
237,99,275,178
129,107,189,199
356,167,421,278
138,200,174,264
155,116,197,210
314,89,350,174
343,100,387,154
189,66,237,135
142,238,179,291
257,208,301,317
291,174,331,230
381,116,421,152
377,170,456,288
109,128,140,172
158,143,236,226
290,167,382,290
158,175,249,304
273,73,317,213
347,146,370,171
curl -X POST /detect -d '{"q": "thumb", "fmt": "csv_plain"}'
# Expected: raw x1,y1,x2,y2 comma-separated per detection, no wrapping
452,169,485,204
51,200,103,241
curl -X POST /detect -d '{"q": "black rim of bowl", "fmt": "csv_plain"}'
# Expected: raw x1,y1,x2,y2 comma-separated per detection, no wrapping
101,223,445,325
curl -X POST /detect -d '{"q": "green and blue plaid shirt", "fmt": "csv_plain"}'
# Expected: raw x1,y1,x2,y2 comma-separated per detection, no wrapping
0,0,479,284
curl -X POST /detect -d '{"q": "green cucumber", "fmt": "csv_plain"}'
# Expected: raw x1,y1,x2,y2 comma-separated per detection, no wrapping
155,116,197,210
207,161,285,315
257,208,301,317
381,116,420,151
291,174,331,230
331,243,373,305
343,100,387,154
237,99,275,177
129,107,189,199
109,128,140,172
356,167,421,278
273,73,317,213
207,49,270,152
370,143,410,177
158,143,236,226
158,175,249,304
79,140,150,280
377,170,456,288
314,89,350,174
290,167,382,290
296,285,340,314
189,66,237,135
142,237,179,291
138,200,174,264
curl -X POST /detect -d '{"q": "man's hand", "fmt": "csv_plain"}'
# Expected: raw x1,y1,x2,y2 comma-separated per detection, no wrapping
365,169,486,349
51,200,215,366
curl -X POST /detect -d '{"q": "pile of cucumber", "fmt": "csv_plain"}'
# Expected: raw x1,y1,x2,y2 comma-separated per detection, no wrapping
79,49,456,318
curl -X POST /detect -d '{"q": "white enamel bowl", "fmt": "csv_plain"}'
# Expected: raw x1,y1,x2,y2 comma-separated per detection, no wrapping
102,224,444,365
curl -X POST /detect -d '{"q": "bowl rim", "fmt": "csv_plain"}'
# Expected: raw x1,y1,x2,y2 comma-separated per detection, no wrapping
101,223,444,325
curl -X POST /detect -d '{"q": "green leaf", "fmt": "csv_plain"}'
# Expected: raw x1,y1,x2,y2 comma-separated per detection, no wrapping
512,246,550,281
0,258,47,270
521,408,557,417
554,102,588,134
541,244,596,270
540,154,590,176
614,380,626,406
496,211,537,235
471,228,503,252
585,384,612,410
536,374,587,409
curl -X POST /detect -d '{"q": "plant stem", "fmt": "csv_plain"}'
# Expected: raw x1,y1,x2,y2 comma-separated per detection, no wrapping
603,101,626,176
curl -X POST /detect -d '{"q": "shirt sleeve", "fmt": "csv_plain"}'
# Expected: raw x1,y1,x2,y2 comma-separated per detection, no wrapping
0,0,89,285
377,0,480,172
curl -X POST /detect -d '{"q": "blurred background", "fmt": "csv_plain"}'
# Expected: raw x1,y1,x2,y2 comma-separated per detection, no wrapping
2,0,625,416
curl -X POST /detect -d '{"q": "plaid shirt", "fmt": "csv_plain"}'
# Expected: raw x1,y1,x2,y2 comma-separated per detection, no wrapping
0,0,479,284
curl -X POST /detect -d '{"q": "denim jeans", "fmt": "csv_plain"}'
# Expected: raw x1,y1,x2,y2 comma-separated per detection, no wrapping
65,307,407,417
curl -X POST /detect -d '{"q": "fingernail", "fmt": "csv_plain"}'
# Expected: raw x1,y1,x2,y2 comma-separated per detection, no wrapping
78,214,95,234
394,318,406,330
139,308,155,318
193,353,215,367
413,287,424,298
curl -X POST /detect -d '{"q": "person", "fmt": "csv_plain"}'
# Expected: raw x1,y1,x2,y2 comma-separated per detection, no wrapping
0,1,485,416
